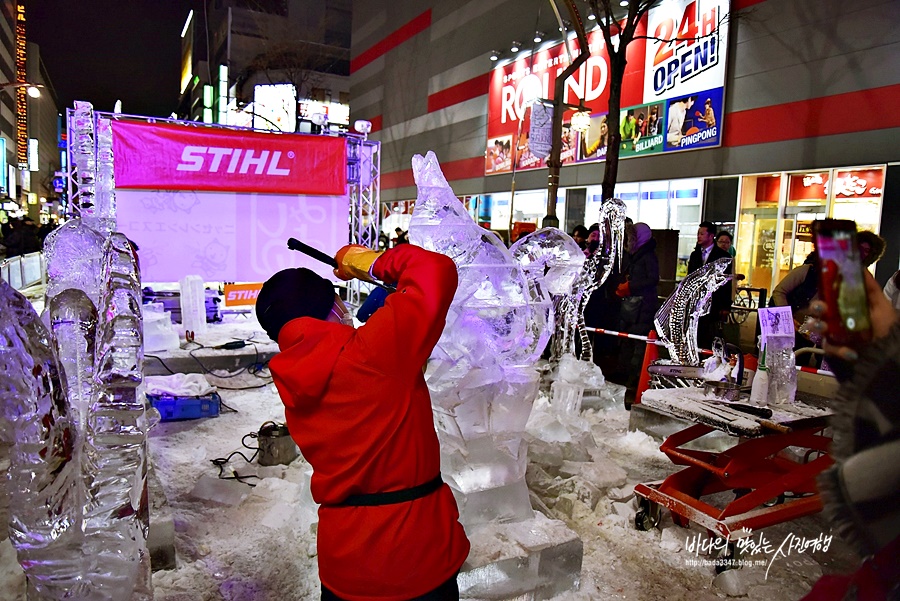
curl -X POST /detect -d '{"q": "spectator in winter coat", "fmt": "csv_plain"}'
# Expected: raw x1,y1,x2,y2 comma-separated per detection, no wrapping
687,221,732,349
615,223,659,390
256,244,470,601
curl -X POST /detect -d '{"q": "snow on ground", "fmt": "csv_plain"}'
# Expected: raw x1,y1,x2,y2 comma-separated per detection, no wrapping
0,316,861,601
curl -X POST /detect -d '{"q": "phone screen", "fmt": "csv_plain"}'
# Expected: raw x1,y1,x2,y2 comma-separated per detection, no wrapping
815,224,871,341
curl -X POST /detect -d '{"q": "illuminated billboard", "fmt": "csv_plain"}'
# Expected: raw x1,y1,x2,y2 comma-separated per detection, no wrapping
485,0,730,175
253,84,297,132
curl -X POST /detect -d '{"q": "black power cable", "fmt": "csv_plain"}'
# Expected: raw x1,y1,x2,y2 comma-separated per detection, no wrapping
210,432,263,487
144,337,274,391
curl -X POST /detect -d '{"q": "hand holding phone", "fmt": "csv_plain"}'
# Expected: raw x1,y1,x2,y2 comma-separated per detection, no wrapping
812,220,873,346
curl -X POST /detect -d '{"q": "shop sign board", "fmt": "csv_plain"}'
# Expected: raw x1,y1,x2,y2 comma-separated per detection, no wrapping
485,0,729,175
833,168,884,199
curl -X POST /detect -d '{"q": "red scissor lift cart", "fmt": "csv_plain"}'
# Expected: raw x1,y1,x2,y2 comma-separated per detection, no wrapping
633,386,833,566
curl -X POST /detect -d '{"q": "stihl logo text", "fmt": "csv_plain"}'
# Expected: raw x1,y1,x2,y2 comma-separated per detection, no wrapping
176,146,294,176
226,289,261,301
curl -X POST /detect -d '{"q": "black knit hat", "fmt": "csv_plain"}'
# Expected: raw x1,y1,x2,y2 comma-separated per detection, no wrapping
256,268,335,342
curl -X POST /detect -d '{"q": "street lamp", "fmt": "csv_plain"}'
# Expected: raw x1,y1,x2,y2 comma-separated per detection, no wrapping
0,82,42,98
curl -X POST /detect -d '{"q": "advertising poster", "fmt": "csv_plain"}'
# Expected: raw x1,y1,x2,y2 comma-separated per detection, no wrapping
619,101,665,157
577,112,609,162
663,86,723,151
643,0,729,103
485,0,729,175
485,134,513,173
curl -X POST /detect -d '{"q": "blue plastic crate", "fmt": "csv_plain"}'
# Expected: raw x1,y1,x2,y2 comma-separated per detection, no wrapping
149,392,221,421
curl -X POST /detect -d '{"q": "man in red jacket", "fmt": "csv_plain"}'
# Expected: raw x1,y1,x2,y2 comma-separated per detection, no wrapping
256,243,470,601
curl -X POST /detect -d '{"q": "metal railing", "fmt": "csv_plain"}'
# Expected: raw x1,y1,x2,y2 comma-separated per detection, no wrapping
0,252,45,291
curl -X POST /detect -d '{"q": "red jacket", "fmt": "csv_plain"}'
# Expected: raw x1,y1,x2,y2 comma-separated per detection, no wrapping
270,244,470,600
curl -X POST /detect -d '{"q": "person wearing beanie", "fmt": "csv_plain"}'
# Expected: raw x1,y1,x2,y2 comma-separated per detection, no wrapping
256,243,469,601
615,223,659,394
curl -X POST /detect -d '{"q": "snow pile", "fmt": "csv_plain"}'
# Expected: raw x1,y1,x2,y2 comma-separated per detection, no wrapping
0,323,860,601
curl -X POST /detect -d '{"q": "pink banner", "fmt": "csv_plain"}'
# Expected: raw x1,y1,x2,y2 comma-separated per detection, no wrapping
111,120,347,195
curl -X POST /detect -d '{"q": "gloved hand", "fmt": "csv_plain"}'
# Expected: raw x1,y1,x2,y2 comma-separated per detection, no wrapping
334,245,383,281
615,281,631,298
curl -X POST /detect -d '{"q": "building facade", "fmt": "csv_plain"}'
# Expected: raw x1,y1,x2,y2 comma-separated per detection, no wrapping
0,1,61,225
349,0,900,290
178,0,352,133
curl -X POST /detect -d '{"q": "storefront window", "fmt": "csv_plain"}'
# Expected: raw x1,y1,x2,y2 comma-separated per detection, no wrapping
734,174,781,293
735,165,886,296
783,171,828,274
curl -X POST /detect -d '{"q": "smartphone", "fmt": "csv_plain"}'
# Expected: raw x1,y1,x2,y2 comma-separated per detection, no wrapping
812,219,872,346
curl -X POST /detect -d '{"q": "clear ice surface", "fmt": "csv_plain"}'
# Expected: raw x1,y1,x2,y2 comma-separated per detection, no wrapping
43,218,106,307
510,228,585,296
459,512,583,600
95,234,144,386
94,117,117,234
0,278,82,599
765,335,797,404
654,257,732,365
72,101,98,226
179,275,208,337
49,289,98,435
81,229,149,599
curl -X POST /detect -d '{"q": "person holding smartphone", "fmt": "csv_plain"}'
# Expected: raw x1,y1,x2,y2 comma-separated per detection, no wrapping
800,249,900,599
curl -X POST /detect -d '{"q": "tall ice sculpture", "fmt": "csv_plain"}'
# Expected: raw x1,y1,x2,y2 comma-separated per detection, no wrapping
408,152,583,599
0,101,151,600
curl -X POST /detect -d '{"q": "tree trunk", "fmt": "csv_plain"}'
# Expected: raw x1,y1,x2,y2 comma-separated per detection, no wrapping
601,54,629,202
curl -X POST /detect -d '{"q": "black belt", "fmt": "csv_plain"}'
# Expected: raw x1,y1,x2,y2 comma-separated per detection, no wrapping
332,474,443,507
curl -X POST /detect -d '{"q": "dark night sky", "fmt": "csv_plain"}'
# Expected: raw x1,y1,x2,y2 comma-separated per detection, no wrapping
29,1,197,118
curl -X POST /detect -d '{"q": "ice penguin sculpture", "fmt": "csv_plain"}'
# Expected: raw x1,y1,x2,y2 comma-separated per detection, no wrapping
408,151,584,598
654,256,732,365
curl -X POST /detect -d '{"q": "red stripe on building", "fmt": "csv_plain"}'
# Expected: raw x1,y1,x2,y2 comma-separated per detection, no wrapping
382,156,484,190
427,73,491,113
381,169,415,190
351,11,432,74
369,115,383,133
733,0,767,9
724,84,900,147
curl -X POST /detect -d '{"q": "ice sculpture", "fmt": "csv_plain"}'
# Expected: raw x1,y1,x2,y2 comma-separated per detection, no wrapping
94,117,117,233
43,218,106,306
0,231,151,599
71,101,97,226
653,257,732,365
0,279,80,599
552,198,626,361
510,227,586,364
409,152,583,598
80,232,149,599
409,151,540,524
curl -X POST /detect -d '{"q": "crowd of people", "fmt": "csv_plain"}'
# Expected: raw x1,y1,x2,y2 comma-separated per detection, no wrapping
0,216,52,259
